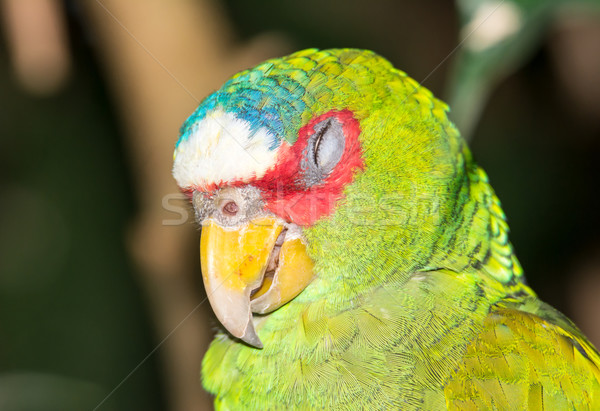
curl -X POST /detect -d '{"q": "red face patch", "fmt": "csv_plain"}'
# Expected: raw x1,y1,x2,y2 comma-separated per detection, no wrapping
254,109,364,226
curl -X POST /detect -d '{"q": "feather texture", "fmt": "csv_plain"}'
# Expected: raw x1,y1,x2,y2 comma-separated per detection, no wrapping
172,49,600,409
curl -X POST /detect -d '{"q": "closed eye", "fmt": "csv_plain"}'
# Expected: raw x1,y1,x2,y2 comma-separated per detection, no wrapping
302,116,346,186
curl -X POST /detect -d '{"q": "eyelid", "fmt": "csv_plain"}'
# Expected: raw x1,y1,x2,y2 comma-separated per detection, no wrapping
301,116,345,187
312,119,332,165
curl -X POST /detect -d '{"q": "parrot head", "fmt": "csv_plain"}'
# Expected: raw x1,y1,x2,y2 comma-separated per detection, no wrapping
173,49,485,348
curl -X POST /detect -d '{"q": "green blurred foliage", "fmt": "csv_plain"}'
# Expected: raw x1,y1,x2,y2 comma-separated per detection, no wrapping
449,0,600,137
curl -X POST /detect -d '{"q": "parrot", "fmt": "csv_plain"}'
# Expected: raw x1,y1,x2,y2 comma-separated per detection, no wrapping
172,48,600,409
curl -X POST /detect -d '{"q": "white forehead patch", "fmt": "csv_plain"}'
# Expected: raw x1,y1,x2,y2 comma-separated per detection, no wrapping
173,109,279,189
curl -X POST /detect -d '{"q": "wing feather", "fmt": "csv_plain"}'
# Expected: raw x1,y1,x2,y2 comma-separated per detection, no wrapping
445,299,600,409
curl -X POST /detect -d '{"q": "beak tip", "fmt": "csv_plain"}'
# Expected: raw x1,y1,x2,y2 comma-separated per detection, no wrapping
240,323,263,349
245,337,263,349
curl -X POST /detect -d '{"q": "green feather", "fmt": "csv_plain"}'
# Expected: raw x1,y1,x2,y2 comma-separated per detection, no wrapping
186,49,600,409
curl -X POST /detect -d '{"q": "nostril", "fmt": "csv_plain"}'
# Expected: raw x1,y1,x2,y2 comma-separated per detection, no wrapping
222,201,239,216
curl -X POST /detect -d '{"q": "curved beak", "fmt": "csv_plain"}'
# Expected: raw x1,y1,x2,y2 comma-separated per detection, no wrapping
200,217,314,348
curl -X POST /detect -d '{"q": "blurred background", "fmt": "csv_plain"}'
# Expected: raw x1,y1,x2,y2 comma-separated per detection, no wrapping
0,0,599,410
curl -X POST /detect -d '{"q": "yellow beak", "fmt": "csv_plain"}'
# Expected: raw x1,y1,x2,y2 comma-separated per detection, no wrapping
200,216,314,348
